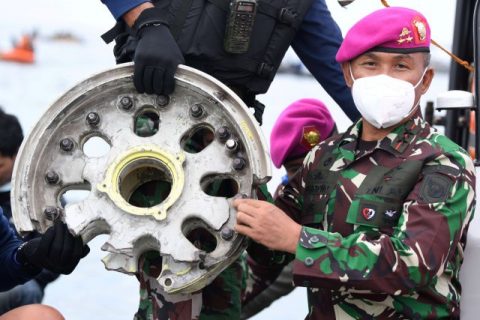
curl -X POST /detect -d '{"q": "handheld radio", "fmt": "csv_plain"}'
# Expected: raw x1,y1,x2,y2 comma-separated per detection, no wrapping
224,0,257,54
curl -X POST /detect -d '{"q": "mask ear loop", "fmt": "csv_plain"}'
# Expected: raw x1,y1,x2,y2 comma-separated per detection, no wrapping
407,67,431,118
349,63,356,83
413,67,430,89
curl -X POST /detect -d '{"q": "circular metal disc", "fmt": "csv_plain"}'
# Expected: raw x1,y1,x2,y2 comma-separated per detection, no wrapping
12,64,271,293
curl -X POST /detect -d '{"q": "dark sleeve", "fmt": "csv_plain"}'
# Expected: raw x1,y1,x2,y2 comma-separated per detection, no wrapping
101,0,151,20
34,270,61,290
291,0,360,122
0,209,35,291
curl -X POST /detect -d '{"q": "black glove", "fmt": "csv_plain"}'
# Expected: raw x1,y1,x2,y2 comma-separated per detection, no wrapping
17,221,90,275
133,8,184,95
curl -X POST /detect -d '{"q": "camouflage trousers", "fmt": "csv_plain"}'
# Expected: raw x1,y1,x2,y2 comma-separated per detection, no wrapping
134,252,246,320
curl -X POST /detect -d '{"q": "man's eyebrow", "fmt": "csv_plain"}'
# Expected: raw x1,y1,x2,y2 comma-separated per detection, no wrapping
392,54,414,60
358,52,379,59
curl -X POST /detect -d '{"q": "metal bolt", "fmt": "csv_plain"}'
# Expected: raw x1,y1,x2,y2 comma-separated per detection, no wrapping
304,257,314,267
86,112,100,126
119,96,133,110
156,95,169,107
44,206,60,221
60,138,74,152
45,171,59,184
216,126,231,141
221,228,234,241
190,103,204,118
225,139,238,152
232,157,246,171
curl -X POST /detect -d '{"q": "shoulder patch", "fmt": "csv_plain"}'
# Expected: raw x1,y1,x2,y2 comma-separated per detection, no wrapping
419,173,453,203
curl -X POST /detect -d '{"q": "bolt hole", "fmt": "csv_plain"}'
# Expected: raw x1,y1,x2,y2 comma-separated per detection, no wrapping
83,136,111,158
164,278,172,287
138,250,163,278
182,219,217,253
120,159,172,208
200,174,239,198
60,182,91,207
134,109,160,137
180,125,214,153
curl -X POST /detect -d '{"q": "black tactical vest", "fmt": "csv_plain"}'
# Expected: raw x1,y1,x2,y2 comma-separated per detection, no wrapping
103,0,314,106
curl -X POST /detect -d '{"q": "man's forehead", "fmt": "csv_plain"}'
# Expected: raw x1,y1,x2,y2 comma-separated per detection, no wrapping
355,51,420,61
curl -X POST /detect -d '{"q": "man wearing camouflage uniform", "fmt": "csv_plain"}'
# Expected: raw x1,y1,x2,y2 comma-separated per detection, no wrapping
234,7,476,319
242,98,337,319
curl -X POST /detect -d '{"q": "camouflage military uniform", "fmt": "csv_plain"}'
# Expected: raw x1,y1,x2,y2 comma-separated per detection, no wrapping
135,252,245,320
273,116,476,319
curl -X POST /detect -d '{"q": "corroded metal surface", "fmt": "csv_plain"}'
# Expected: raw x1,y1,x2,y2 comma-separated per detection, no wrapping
12,64,271,293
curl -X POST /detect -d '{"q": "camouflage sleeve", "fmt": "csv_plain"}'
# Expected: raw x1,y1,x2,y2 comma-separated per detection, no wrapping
274,146,317,223
292,150,476,295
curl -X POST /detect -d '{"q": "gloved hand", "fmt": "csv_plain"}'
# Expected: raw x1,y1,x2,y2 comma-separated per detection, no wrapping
133,8,184,95
16,221,90,275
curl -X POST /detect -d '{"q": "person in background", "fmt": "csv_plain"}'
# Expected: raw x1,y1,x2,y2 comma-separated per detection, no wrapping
0,109,60,315
0,109,89,318
100,0,360,124
234,7,476,319
242,98,337,319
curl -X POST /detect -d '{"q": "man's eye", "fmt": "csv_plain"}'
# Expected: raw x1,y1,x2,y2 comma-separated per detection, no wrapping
396,64,409,69
361,61,376,67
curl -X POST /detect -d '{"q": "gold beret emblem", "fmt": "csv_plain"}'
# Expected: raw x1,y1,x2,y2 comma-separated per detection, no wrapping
301,126,321,149
397,27,413,44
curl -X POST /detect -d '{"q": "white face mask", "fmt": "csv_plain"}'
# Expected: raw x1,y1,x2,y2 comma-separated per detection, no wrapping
350,66,427,129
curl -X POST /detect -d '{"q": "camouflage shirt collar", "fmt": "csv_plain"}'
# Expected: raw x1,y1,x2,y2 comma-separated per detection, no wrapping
338,116,425,159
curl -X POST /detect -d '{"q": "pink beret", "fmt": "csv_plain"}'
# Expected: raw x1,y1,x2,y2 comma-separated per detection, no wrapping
270,98,335,168
336,7,431,63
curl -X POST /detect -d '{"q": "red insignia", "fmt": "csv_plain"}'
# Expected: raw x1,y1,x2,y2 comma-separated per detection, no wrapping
362,207,376,220
300,126,321,150
411,17,427,44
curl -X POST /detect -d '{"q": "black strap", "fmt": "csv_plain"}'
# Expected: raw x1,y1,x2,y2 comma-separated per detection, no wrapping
207,0,229,11
251,100,265,125
207,0,298,27
169,0,194,40
188,55,274,80
101,6,170,44
225,85,263,125
131,7,170,35
101,22,126,44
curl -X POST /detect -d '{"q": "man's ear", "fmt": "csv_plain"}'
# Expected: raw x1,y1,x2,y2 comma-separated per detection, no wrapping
341,63,353,88
419,68,434,95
